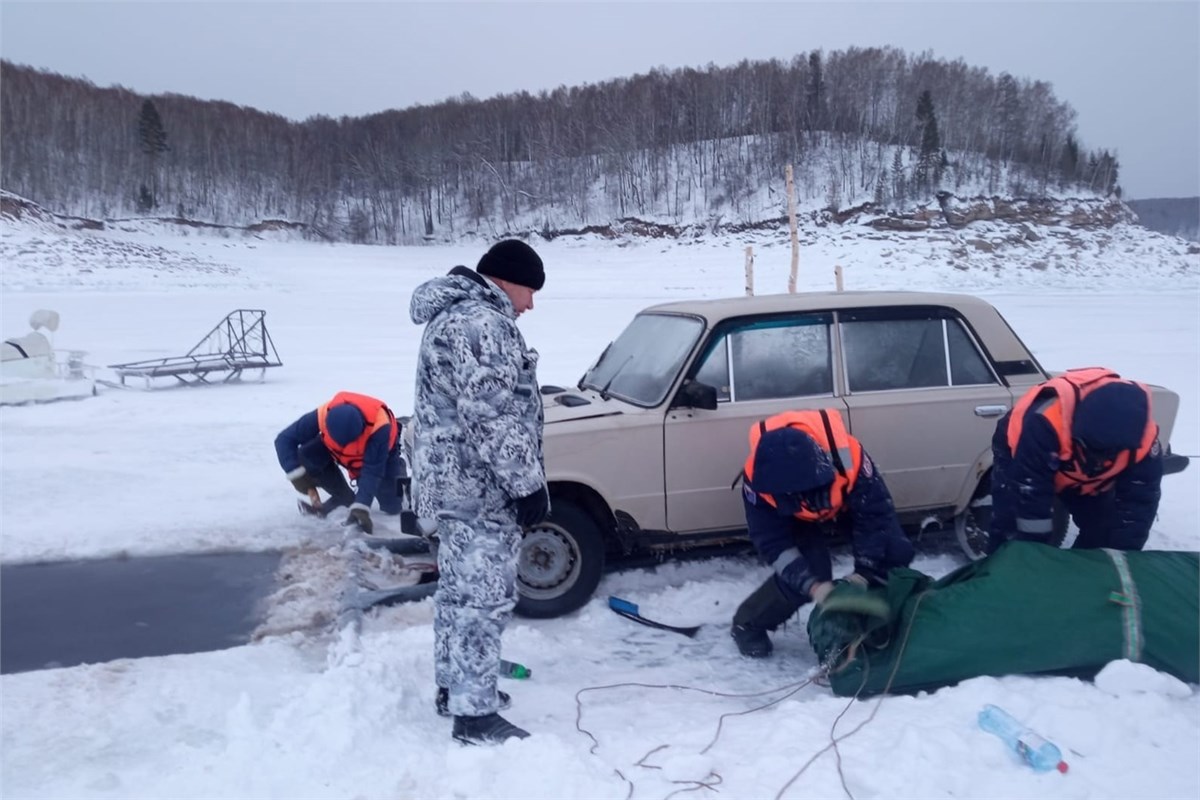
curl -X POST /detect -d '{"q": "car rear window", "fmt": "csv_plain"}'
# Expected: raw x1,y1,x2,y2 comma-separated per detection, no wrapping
840,309,998,392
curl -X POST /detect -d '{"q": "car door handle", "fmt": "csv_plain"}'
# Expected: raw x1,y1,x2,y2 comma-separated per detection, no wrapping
973,404,1009,418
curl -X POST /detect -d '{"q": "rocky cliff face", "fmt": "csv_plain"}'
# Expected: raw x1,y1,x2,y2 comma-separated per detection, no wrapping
0,190,312,239
2,189,1197,294
856,194,1136,231
2,188,1182,249
537,194,1159,244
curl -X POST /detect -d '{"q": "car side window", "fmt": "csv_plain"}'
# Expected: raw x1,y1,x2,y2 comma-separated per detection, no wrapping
693,316,832,402
841,314,998,392
843,318,946,391
692,336,731,402
946,319,997,386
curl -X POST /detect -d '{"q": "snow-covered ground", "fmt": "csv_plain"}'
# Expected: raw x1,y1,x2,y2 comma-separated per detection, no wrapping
1,218,1198,799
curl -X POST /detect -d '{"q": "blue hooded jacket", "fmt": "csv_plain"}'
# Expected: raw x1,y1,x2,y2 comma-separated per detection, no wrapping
743,428,912,592
274,404,397,508
992,380,1163,548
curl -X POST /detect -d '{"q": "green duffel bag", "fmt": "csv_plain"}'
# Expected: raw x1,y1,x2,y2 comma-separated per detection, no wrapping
808,541,1199,698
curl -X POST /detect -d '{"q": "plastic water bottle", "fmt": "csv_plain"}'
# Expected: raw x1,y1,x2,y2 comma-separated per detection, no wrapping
978,704,1068,773
500,659,531,679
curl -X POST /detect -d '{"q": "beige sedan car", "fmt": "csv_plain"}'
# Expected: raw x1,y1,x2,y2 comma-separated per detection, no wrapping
452,291,1186,618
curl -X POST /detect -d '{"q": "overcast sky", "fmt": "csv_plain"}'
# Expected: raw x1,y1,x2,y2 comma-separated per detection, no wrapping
2,1,1197,199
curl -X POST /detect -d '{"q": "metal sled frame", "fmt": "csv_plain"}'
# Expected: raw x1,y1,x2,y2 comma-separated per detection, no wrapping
108,309,283,388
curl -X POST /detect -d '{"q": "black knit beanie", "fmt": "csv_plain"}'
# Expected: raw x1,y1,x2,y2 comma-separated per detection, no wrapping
476,239,545,291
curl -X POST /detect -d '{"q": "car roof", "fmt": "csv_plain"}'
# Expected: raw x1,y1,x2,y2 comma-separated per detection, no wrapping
639,289,1042,370
642,290,994,317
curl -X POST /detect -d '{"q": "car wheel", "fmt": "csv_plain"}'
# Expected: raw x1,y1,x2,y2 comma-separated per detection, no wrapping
954,491,993,562
955,487,1072,561
514,498,606,619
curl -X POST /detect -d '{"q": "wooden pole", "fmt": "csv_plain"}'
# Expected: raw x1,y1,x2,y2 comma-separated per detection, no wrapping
744,246,755,296
786,164,799,293
834,264,844,292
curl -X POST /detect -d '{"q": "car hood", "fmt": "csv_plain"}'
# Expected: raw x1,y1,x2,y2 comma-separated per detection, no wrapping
542,389,637,424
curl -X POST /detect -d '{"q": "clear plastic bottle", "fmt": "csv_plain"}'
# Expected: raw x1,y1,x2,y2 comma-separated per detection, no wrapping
978,704,1068,773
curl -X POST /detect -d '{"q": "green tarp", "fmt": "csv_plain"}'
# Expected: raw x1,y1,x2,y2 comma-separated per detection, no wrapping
807,542,1199,697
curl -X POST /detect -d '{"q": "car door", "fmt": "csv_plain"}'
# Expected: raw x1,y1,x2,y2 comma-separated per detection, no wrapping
836,306,1015,512
663,312,849,534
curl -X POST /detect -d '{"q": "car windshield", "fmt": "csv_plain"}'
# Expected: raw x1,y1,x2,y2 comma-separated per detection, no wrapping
580,312,704,406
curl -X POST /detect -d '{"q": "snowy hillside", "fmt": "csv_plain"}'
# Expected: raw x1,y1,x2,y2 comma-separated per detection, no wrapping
2,191,1196,296
1,203,1197,800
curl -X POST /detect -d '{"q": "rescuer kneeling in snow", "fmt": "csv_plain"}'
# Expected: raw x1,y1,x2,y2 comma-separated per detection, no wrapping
274,391,405,534
732,410,915,658
989,367,1164,553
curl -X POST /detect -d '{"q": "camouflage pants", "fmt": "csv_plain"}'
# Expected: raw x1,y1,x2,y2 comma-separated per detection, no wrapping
433,514,522,716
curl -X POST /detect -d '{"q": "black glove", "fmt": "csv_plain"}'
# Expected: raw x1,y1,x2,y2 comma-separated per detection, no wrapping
344,505,373,535
798,485,833,513
513,487,550,528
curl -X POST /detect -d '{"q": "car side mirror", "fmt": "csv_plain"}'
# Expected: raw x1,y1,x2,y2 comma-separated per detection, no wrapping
673,379,718,411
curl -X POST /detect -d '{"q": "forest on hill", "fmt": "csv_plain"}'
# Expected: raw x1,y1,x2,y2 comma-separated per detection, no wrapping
1,48,1121,244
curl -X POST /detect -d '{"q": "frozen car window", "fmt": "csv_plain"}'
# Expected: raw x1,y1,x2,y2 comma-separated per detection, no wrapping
947,319,997,386
732,322,832,400
691,315,832,402
692,336,731,402
842,317,948,392
580,313,703,406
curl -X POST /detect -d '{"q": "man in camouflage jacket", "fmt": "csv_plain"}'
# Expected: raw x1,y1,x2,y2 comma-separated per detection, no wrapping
409,239,549,745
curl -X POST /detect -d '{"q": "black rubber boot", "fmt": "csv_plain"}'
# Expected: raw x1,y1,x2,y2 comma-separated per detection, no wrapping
452,713,530,745
731,575,804,658
435,687,511,717
311,462,356,511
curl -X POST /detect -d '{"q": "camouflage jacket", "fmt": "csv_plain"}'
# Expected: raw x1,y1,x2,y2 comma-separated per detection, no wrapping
409,266,545,522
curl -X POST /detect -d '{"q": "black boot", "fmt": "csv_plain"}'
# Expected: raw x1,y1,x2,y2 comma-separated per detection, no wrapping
311,462,356,509
731,575,804,658
731,623,774,658
435,686,511,717
452,713,530,745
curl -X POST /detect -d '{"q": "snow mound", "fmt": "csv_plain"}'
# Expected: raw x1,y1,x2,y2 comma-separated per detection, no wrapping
0,196,248,291
1094,659,1193,699
0,191,317,290
0,190,82,235
0,231,242,290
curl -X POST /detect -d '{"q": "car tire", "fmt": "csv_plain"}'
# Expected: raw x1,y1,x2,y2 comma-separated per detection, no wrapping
954,489,993,562
514,498,606,619
955,480,1071,561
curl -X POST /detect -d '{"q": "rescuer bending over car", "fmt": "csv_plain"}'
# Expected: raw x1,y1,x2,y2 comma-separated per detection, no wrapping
731,409,915,658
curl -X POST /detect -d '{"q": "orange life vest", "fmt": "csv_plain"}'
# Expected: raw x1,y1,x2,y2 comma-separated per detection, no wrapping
743,409,862,522
317,391,398,478
1007,367,1156,496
